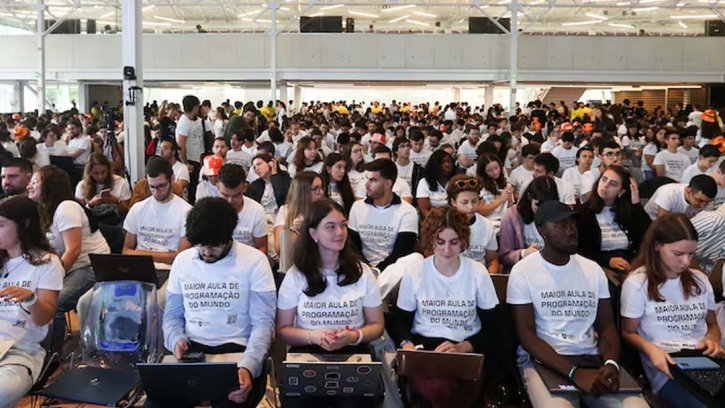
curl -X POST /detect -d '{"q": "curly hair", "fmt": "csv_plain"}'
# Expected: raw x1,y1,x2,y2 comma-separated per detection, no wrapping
420,206,470,255
185,197,238,246
0,196,54,269
37,165,74,231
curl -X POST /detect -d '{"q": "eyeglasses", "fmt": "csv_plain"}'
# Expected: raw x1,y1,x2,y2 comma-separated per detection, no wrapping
311,186,324,193
453,179,479,189
604,151,623,158
398,144,411,149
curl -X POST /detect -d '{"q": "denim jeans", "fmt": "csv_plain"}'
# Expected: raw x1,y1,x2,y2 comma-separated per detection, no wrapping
657,380,708,408
56,265,96,315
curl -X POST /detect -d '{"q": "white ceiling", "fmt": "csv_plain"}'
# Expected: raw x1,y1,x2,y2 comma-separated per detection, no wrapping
1,0,724,34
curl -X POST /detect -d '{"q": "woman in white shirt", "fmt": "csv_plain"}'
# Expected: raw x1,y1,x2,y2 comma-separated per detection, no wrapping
38,124,68,156
212,107,227,140
287,136,324,177
417,150,456,219
321,153,355,216
642,127,666,181
75,153,131,224
562,146,594,202
0,196,64,407
277,199,384,407
621,213,724,408
28,165,110,317
475,153,514,227
391,206,500,408
273,171,326,260
343,141,366,193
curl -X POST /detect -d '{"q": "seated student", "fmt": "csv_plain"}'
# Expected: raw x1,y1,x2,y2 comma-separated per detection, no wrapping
689,209,725,273
355,147,414,204
499,177,559,273
28,165,110,317
157,138,190,194
416,149,456,218
245,153,291,225
580,141,623,200
391,206,500,408
393,137,424,199
321,153,355,216
348,159,419,273
226,130,254,173
552,131,578,175
196,154,223,200
0,196,64,407
643,175,717,220
476,153,514,228
521,153,577,206
409,130,432,168
708,159,725,208
577,165,651,274
217,163,268,254
447,175,500,273
38,124,68,156
1,157,33,200
344,142,367,193
509,145,539,199
562,146,594,202
287,136,324,177
653,128,691,182
621,213,725,408
677,130,700,165
273,171,326,259
20,139,50,171
161,198,276,408
681,145,720,185
75,152,131,224
276,199,385,408
508,201,649,408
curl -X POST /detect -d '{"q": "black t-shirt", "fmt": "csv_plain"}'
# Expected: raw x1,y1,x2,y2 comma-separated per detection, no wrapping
622,106,635,118
160,116,176,141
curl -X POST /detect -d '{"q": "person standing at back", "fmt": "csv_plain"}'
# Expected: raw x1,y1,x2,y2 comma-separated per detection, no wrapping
175,95,207,203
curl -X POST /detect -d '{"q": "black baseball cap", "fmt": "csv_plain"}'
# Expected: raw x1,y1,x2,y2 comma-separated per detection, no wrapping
535,201,577,227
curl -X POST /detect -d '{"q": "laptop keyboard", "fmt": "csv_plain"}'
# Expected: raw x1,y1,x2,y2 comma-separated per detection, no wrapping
683,370,725,396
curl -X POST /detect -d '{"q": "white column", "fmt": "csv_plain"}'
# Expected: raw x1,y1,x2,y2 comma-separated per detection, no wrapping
122,0,144,183
293,84,301,111
484,84,494,108
279,83,288,108
508,0,519,115
12,81,25,113
452,87,462,103
270,1,278,104
35,0,45,114
77,80,89,113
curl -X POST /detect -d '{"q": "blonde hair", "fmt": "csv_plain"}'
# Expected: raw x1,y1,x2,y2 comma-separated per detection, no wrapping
285,171,325,228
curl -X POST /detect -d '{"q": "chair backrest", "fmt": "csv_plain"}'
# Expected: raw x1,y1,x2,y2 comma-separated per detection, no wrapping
80,280,160,370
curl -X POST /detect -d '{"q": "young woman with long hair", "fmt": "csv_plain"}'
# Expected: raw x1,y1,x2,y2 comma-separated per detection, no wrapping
75,152,131,224
288,136,323,177
273,171,326,258
416,149,456,219
245,153,291,224
642,126,666,180
0,196,64,406
343,141,366,193
321,153,355,216
475,153,514,227
621,214,724,408
577,165,651,273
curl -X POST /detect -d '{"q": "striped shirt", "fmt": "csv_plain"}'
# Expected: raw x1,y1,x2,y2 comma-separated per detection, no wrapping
691,209,725,272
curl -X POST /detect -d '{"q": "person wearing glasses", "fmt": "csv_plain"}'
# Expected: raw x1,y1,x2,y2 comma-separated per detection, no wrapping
579,141,623,200
273,171,326,258
161,197,276,408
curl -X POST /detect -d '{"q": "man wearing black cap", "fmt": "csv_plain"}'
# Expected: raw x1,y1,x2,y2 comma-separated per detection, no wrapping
507,202,647,407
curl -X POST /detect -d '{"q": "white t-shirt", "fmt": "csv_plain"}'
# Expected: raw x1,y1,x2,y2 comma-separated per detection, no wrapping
0,253,64,347
67,135,92,166
123,195,191,253
75,175,132,217
396,162,415,188
165,242,276,347
457,142,478,167
580,168,601,197
354,175,412,200
409,149,432,168
47,200,110,272
480,185,509,222
509,166,534,197
461,214,498,265
226,150,253,173
397,256,499,343
171,160,191,184
233,197,268,248
274,204,289,228
677,146,700,165
415,180,448,208
552,146,577,171
259,182,278,219
175,115,205,163
196,181,220,200
596,206,629,251
277,264,382,331
507,252,610,356
37,140,68,157
621,268,715,392
288,161,324,178
523,221,544,249
520,176,576,206
31,150,51,169
680,162,708,185
562,167,585,199
348,199,419,268
641,143,660,172
347,169,366,193
653,150,691,182
644,183,701,220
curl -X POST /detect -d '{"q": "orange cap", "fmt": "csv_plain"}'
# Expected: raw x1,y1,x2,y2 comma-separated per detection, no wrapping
202,155,224,176
13,125,28,141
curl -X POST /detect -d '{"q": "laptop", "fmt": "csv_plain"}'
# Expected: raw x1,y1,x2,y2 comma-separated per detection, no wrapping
533,355,641,393
282,353,382,398
396,349,485,381
90,254,158,286
670,351,725,400
39,366,141,406
138,361,240,404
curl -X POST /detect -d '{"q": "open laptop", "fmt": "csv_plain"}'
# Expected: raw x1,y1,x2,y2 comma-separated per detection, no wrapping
39,365,141,406
670,351,725,401
396,349,485,381
90,254,158,286
138,360,240,404
282,353,382,398
533,355,641,393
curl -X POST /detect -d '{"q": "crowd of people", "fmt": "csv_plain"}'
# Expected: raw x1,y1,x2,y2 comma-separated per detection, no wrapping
0,95,724,408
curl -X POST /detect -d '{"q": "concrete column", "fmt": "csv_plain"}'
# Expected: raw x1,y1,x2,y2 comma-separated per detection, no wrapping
484,84,494,109
508,0,519,115
293,84,302,112
279,83,288,107
35,0,45,114
77,80,89,113
122,0,144,183
269,1,278,103
12,81,25,113
452,87,462,103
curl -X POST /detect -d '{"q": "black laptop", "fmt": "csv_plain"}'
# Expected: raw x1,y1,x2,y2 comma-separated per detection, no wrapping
137,362,240,404
670,351,725,404
90,254,158,286
533,355,641,393
39,366,141,406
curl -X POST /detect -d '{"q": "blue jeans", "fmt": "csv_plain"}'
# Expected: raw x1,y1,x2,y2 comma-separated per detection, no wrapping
657,380,707,408
643,170,655,181
57,265,96,315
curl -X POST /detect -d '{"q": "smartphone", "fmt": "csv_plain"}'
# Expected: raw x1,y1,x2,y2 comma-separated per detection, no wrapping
673,356,721,371
100,188,111,197
180,351,204,363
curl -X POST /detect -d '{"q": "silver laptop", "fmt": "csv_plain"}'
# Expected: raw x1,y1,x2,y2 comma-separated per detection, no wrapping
282,353,382,398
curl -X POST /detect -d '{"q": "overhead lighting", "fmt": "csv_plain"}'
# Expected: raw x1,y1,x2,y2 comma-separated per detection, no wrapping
585,12,608,20
382,4,417,12
561,19,602,26
241,17,274,22
609,22,634,27
142,21,170,26
676,1,686,5
632,6,659,11
679,20,688,27
309,12,324,16
349,11,379,18
412,10,437,18
530,0,547,4
497,0,511,4
389,14,409,23
670,13,716,18
280,6,290,10
142,5,155,11
238,9,265,17
320,4,344,10
100,11,116,18
153,15,185,23
405,18,430,26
